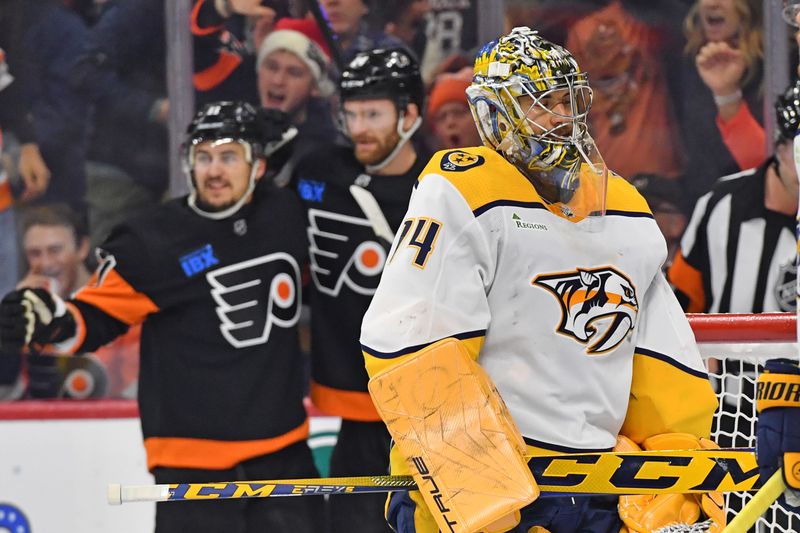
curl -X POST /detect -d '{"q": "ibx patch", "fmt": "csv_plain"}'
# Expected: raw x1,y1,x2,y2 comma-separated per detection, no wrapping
180,244,219,277
440,150,485,172
297,179,326,203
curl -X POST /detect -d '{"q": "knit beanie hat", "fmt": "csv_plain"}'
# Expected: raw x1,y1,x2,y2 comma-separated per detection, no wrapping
427,75,471,119
257,18,334,97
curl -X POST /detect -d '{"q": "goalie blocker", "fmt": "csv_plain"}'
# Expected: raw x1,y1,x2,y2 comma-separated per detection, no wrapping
755,359,800,509
367,338,538,533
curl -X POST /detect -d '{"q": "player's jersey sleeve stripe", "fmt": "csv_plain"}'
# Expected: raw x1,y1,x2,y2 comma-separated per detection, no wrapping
621,349,717,443
604,210,654,219
143,418,310,470
50,302,88,354
667,252,706,312
634,347,709,380
473,200,547,218
73,268,160,326
361,329,487,359
309,381,381,422
364,335,485,380
522,436,614,455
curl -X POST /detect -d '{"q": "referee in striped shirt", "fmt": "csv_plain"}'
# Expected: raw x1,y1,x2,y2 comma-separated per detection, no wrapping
668,81,799,315
667,80,800,464
668,81,800,521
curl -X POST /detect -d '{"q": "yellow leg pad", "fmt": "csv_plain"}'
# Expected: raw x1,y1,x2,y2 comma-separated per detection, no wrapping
368,338,539,533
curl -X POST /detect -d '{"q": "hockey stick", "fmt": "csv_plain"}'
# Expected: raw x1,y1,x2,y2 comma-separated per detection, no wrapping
308,0,345,72
721,469,786,533
109,448,760,505
349,184,396,244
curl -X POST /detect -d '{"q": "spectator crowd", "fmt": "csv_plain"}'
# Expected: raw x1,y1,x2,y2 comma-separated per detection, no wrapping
0,0,789,396
3,0,800,531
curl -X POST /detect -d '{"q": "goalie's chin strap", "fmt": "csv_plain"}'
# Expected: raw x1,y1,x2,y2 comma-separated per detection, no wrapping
365,112,422,174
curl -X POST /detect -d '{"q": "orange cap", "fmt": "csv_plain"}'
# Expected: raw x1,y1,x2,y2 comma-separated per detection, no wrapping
427,77,471,119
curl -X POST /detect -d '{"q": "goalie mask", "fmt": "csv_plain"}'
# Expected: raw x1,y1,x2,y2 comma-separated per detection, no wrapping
184,101,297,219
467,27,607,221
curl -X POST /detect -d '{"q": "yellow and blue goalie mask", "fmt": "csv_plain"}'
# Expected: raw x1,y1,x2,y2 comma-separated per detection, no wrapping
467,26,607,222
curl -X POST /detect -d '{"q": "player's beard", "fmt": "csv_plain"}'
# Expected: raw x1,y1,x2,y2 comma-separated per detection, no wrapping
353,129,401,167
195,196,239,213
193,177,243,213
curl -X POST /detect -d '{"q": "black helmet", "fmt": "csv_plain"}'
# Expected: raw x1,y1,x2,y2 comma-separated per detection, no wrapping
188,101,265,160
340,47,424,111
187,101,296,160
184,101,297,220
775,80,800,142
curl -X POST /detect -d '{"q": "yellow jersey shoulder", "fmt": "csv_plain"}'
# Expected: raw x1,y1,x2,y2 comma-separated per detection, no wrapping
419,146,542,213
606,172,653,216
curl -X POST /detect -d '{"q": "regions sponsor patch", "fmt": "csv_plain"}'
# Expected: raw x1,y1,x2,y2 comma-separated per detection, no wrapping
511,213,547,231
440,150,484,172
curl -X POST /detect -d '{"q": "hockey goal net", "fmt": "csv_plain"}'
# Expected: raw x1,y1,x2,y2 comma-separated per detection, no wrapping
690,313,798,532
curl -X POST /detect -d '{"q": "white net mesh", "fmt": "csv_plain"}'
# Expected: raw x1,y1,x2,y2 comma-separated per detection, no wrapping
654,518,714,533
704,352,799,532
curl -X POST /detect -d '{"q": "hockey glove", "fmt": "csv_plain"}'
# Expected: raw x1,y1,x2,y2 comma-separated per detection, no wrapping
0,289,76,351
617,434,726,533
756,359,800,510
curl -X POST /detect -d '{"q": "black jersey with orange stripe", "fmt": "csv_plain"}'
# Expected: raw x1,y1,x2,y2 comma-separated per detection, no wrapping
293,144,427,421
68,184,310,470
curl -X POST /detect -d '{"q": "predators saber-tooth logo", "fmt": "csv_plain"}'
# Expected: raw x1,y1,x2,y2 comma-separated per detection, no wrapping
207,253,301,348
533,266,638,354
307,209,388,297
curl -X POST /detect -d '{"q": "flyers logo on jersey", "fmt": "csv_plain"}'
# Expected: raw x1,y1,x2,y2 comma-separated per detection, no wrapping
440,150,485,172
308,209,387,296
206,253,301,348
533,266,638,354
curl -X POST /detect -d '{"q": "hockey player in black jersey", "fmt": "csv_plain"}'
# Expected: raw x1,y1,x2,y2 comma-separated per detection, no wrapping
293,47,428,533
0,101,324,533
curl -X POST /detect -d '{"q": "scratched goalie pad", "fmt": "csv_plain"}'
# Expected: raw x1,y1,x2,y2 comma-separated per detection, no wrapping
368,338,539,533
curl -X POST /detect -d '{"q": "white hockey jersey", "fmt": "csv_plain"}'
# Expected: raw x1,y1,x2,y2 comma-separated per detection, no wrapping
361,146,717,452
